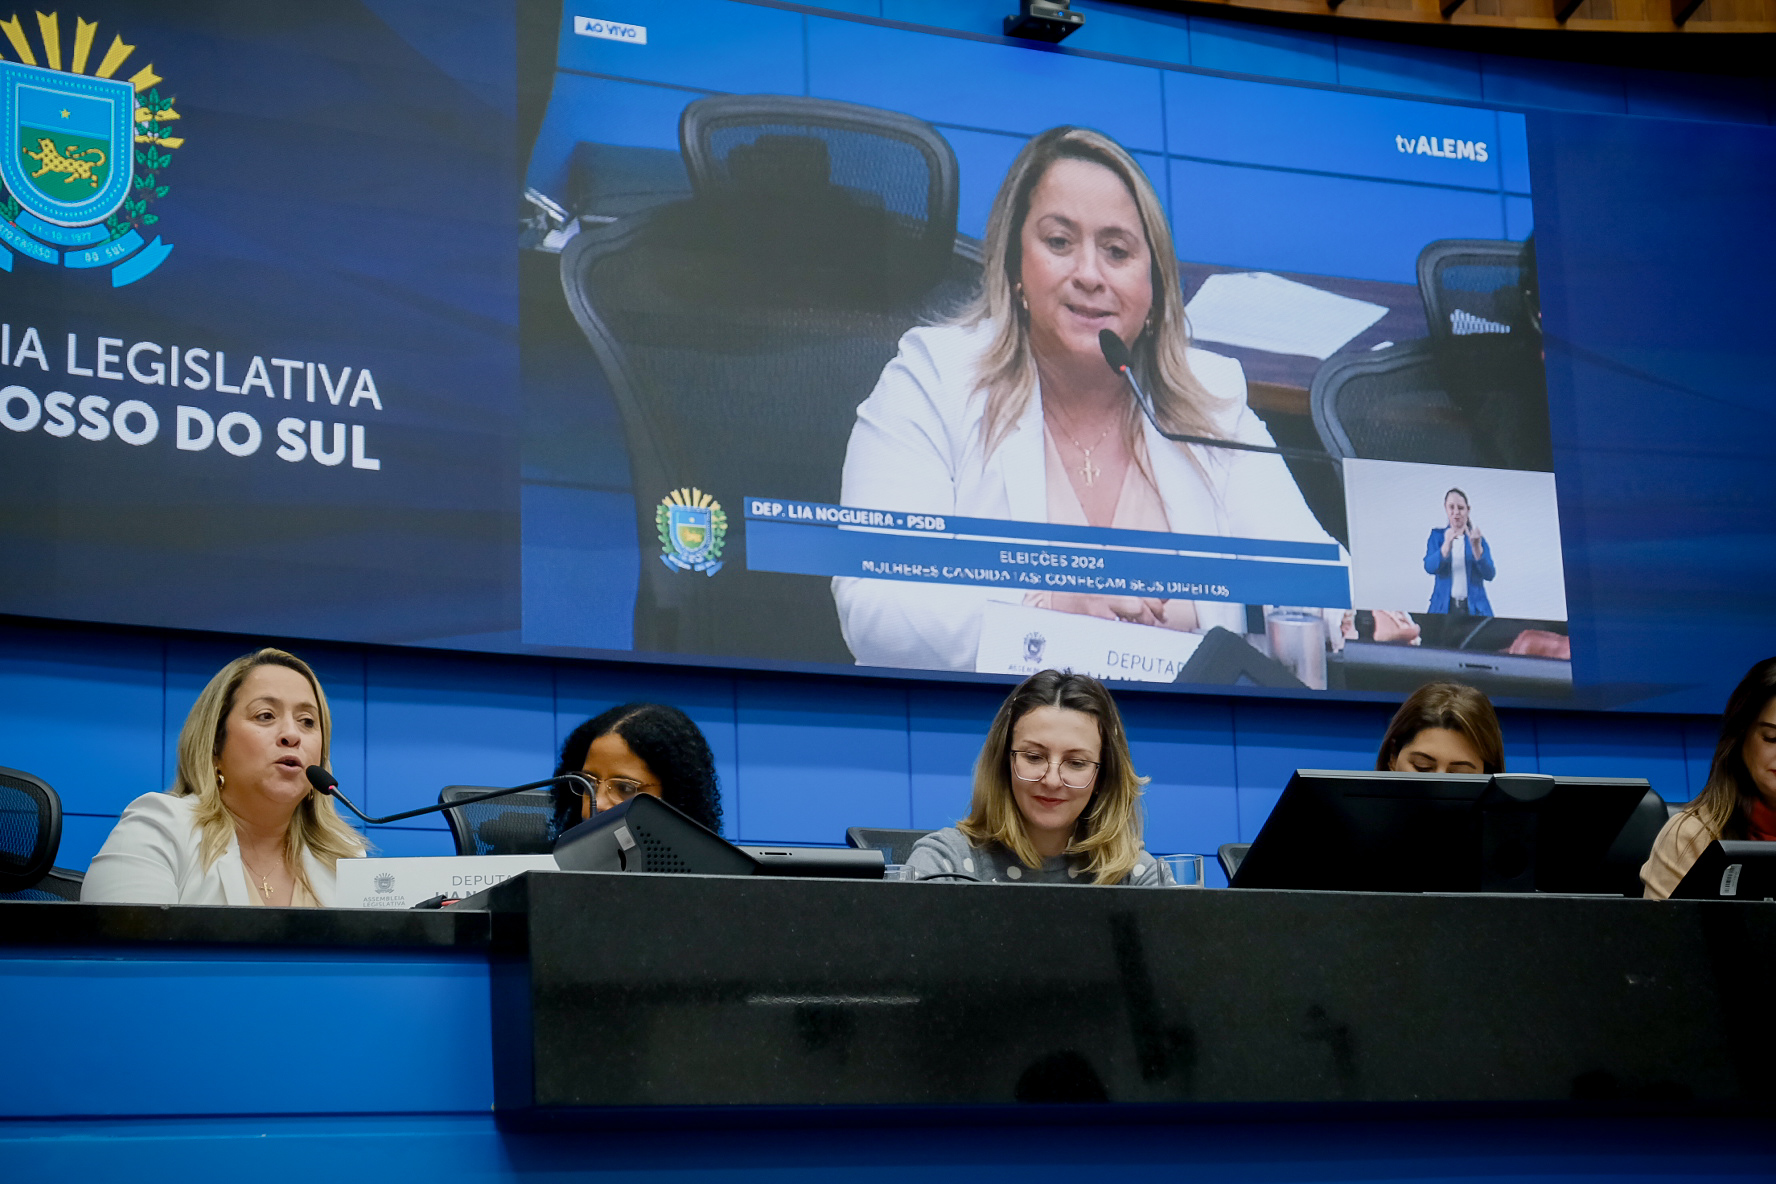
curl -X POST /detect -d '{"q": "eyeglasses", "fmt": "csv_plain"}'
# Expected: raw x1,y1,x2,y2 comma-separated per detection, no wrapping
578,775,657,804
1010,750,1100,789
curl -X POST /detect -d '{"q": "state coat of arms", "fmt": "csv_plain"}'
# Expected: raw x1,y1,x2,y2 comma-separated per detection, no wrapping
0,11,180,285
657,487,727,576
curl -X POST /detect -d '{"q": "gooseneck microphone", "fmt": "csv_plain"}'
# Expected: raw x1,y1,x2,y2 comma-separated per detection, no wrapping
304,765,593,826
1097,329,1325,462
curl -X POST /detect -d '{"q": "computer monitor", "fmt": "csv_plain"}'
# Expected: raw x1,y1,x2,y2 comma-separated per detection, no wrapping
1230,770,1656,894
1671,840,1776,901
552,793,884,879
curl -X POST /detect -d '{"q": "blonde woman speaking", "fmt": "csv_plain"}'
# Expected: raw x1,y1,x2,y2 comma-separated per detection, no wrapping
834,125,1337,672
83,648,365,906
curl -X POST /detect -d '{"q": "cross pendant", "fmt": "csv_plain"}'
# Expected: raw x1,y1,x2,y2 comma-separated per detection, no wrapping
1079,454,1101,488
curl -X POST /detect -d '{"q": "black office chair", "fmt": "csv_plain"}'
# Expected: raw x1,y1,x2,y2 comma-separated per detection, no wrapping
1310,339,1482,468
845,826,936,866
1217,842,1251,882
440,787,558,857
560,94,981,663
0,765,82,901
1599,788,1672,897
1415,237,1553,471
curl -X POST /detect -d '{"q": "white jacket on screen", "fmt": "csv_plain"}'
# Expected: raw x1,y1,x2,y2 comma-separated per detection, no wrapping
832,319,1339,672
82,791,340,906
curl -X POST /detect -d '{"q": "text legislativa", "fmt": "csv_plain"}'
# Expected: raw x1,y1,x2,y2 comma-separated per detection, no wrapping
1,326,384,410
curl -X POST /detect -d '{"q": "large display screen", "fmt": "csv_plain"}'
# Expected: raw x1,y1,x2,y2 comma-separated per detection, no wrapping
2,0,1771,712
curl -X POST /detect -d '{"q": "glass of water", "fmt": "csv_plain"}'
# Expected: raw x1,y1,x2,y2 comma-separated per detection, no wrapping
1157,853,1206,887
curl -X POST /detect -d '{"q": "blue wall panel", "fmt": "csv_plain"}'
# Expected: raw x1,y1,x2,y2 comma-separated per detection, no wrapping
1169,158,1508,283
1231,698,1396,840
907,682,1005,832
1164,72,1511,188
0,623,161,818
1480,56,1626,115
520,485,640,653
734,678,911,843
525,72,697,194
1623,69,1770,126
0,953,491,1118
363,653,556,826
808,17,1166,152
1188,17,1337,86
1122,695,1238,883
1334,43,1483,103
1536,714,1693,801
944,125,1028,242
57,813,127,871
1064,1,1196,64
1496,708,1544,774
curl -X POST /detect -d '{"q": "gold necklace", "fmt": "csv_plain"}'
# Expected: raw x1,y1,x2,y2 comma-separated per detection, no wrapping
1047,410,1112,488
242,853,278,901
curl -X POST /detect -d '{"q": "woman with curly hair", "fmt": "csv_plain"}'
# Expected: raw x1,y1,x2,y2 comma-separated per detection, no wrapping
550,703,724,838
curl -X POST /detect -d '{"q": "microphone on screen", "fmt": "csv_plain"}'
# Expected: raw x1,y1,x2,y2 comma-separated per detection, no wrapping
304,763,594,827
1097,328,1319,461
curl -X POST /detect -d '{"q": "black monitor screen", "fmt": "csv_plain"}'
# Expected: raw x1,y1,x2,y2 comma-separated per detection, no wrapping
1230,769,1654,894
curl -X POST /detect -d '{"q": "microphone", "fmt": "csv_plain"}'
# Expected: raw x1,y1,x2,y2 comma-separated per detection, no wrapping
305,765,593,826
1097,329,1326,462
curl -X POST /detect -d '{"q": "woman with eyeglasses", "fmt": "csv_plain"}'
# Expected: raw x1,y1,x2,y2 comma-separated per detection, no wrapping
902,669,1167,885
549,703,724,838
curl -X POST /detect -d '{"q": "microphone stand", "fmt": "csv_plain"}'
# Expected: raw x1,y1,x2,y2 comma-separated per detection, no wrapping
304,766,593,826
1098,328,1332,464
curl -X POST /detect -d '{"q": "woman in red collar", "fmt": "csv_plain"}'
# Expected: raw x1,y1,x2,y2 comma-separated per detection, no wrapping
1642,656,1776,899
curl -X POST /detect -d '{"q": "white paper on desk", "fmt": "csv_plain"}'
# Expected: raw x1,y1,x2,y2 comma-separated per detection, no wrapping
1184,271,1388,360
977,602,1203,684
335,854,557,909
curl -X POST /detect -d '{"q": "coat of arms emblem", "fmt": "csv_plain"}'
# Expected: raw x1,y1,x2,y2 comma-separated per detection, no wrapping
656,487,727,576
0,11,180,284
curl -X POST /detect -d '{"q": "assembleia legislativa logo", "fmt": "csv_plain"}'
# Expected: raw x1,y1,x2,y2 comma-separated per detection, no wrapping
657,487,727,576
0,10,180,285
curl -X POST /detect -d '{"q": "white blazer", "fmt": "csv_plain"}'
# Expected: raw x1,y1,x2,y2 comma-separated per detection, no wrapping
833,319,1339,671
81,791,341,906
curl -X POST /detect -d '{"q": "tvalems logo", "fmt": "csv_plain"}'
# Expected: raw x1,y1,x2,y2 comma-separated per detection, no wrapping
0,10,178,286
1395,132,1489,163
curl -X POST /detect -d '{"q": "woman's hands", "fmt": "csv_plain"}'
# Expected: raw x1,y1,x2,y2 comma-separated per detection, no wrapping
1443,522,1483,558
1036,593,1198,631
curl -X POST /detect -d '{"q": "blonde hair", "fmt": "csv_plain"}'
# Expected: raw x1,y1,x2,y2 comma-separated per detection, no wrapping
959,125,1233,460
959,669,1148,884
173,647,365,893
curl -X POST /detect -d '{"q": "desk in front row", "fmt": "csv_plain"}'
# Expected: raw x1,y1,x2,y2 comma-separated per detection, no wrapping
3,874,1774,1182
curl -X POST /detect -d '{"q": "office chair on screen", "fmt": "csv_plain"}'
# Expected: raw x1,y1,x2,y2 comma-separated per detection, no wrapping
845,826,936,866
1416,238,1553,471
560,94,981,663
440,786,557,856
0,765,83,901
1310,340,1483,467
